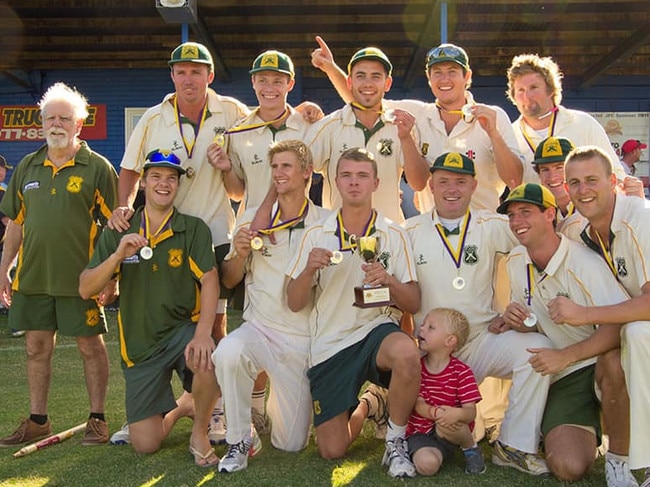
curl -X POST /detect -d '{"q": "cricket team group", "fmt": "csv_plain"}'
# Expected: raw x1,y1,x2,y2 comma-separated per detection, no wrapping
0,35,649,486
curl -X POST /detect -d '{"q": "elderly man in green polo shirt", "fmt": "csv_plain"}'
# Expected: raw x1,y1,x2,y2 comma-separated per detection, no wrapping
80,150,220,466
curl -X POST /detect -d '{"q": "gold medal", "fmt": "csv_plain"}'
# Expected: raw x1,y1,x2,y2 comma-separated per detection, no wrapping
330,251,343,265
185,166,195,179
523,313,537,328
452,276,466,290
250,236,264,251
139,245,153,260
214,133,225,147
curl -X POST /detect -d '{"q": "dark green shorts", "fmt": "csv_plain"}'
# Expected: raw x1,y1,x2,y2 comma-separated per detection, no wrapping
122,323,195,424
8,292,107,337
541,364,601,442
307,322,402,427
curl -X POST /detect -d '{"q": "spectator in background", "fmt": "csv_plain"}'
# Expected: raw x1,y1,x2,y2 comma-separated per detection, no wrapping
620,139,647,176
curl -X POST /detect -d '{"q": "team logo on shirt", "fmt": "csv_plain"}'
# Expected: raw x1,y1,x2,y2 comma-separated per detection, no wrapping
23,181,40,192
171,140,183,151
376,139,393,157
416,254,428,265
377,251,390,269
251,154,263,165
463,245,478,265
66,176,83,193
85,308,100,327
313,400,321,416
616,257,628,277
168,249,184,268
420,143,429,156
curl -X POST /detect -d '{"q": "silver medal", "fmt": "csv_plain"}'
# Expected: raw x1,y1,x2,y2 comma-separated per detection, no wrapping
452,276,466,290
523,313,537,328
139,245,153,260
330,251,343,265
383,109,396,123
461,104,474,122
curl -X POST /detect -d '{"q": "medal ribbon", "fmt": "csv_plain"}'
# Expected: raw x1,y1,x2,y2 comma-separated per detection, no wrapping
140,208,174,247
225,107,290,136
257,199,309,235
526,263,548,306
434,210,471,270
174,96,208,159
434,91,475,116
336,210,377,251
594,230,617,278
520,106,558,154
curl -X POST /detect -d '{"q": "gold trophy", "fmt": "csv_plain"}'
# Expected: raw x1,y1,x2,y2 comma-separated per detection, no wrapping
353,235,393,308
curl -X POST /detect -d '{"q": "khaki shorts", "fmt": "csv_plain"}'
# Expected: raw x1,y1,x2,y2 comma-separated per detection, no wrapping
9,292,107,337
123,323,195,424
307,323,401,427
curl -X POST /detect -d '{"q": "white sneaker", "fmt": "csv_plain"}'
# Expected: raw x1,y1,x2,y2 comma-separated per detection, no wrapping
208,407,227,445
218,425,262,473
109,423,130,445
382,436,416,478
605,456,639,487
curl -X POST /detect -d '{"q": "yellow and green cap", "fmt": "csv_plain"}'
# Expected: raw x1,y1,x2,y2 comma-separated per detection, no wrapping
497,183,557,214
250,50,295,78
347,47,393,76
425,43,470,71
533,136,575,165
169,42,213,71
144,149,186,175
430,152,475,176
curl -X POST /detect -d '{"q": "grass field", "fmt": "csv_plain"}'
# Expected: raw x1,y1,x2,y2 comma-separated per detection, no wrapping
0,310,629,487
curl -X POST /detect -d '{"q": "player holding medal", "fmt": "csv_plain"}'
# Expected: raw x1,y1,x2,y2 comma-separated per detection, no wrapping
404,152,553,475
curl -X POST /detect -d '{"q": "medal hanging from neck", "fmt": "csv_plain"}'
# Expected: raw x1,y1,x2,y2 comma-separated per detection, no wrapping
174,96,208,160
226,107,290,137
336,210,377,253
139,208,174,260
523,263,547,327
435,91,476,123
520,105,558,154
250,199,309,251
594,229,617,279
350,102,395,122
434,210,471,290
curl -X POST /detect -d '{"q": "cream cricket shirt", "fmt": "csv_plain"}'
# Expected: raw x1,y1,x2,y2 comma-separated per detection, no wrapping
225,201,330,337
287,211,417,366
305,103,418,223
228,106,310,211
507,235,629,382
121,89,249,246
404,209,518,339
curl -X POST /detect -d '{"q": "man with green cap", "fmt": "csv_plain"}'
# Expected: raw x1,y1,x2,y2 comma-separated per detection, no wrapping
404,153,552,476
305,46,430,224
499,182,634,486
80,149,220,466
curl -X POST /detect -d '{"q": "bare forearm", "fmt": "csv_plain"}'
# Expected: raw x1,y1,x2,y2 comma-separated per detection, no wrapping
0,221,21,274
222,168,245,202
400,135,429,191
117,168,141,208
387,279,420,314
584,294,650,324
561,325,621,365
220,254,246,289
197,269,220,335
79,253,122,299
286,274,315,312
491,134,523,188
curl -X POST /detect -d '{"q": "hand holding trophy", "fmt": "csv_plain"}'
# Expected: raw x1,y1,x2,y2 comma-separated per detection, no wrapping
352,235,393,308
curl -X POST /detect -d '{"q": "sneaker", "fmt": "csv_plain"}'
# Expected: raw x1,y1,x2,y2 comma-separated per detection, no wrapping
360,384,388,439
492,440,549,476
485,424,500,446
0,418,52,447
218,426,262,473
464,445,487,474
11,329,25,338
251,408,270,435
382,436,416,478
110,423,130,445
605,457,639,487
208,407,227,446
82,417,108,445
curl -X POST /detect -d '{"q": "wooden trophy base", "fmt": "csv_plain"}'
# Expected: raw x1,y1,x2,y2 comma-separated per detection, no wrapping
353,285,394,308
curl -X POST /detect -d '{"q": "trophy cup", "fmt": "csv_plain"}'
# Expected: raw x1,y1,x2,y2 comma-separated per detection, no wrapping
353,235,393,308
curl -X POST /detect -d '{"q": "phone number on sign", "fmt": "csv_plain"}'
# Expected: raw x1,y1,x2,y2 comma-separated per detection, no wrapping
0,128,45,140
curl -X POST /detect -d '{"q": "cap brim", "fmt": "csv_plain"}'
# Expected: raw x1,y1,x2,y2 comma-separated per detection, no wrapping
143,162,186,174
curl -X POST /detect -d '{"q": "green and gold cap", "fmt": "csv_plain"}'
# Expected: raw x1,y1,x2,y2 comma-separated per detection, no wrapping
430,152,475,176
533,136,575,165
347,47,393,76
250,50,295,78
168,42,214,71
497,183,557,214
426,43,470,71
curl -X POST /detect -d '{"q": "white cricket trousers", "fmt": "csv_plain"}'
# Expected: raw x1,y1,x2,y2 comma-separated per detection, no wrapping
213,321,311,452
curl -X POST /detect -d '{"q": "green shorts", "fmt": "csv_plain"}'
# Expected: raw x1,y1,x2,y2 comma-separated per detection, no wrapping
541,364,601,442
8,292,107,337
307,322,402,427
123,323,195,424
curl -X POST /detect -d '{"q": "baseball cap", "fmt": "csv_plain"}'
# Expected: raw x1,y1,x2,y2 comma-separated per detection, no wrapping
533,136,575,165
497,183,557,214
143,149,186,175
0,155,12,169
430,152,475,176
250,50,295,78
621,139,648,155
168,42,214,71
426,43,470,71
347,47,393,76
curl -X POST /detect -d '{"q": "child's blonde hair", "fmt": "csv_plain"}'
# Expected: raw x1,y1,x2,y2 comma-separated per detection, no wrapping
426,307,470,351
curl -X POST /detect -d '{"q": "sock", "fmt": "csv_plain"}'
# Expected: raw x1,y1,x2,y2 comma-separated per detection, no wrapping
606,451,629,463
214,396,223,414
385,419,406,442
462,442,478,451
252,390,266,413
89,412,105,422
30,414,48,425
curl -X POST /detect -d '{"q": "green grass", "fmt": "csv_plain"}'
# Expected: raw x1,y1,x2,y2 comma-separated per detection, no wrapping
0,310,622,486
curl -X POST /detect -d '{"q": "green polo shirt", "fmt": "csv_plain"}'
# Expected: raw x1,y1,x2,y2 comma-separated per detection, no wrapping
87,208,216,367
0,142,117,296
